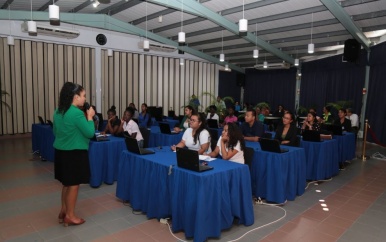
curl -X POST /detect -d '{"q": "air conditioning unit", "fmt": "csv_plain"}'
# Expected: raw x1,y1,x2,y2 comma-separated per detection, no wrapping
21,22,80,39
138,40,176,53
254,62,290,70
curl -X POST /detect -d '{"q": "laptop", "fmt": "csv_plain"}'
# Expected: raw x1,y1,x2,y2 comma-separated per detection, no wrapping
259,138,289,153
322,124,343,135
302,130,323,142
159,122,178,135
207,119,219,129
176,148,213,172
125,137,155,155
92,134,110,142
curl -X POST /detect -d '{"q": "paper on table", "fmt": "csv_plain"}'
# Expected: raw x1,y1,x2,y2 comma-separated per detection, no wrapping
199,155,216,161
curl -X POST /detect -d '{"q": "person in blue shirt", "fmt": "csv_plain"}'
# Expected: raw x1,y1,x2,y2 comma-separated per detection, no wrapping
234,101,241,112
240,109,264,142
138,103,151,128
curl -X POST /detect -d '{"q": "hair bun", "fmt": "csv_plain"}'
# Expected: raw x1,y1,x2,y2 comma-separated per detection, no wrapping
110,105,116,110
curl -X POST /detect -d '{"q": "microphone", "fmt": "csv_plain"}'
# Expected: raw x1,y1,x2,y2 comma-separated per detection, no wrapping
84,102,90,110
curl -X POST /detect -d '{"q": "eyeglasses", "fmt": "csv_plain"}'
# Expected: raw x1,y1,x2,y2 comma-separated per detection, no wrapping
282,116,291,120
190,119,199,123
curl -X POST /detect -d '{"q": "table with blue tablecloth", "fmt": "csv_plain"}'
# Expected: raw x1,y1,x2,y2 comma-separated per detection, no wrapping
333,132,356,163
116,149,254,242
89,136,126,187
32,124,55,161
246,141,306,204
300,139,339,181
148,126,183,147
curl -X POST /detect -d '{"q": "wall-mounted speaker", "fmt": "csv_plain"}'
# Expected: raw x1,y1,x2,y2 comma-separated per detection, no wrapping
96,34,107,46
343,39,361,62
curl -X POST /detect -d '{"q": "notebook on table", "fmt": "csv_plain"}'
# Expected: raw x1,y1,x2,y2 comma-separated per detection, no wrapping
207,119,219,129
159,122,178,135
125,136,155,155
302,130,323,142
176,148,213,172
259,138,289,153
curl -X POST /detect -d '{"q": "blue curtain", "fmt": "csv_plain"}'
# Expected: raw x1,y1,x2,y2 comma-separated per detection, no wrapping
244,68,297,112
218,70,241,105
365,42,386,144
299,53,366,117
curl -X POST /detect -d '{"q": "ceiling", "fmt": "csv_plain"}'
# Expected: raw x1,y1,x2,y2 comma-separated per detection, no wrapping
2,0,386,72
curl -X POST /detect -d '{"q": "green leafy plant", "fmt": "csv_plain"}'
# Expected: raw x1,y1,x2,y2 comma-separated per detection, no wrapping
254,102,270,110
1,90,11,112
326,100,353,111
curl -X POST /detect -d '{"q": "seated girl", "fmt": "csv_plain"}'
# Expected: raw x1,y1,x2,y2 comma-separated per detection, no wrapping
118,107,144,148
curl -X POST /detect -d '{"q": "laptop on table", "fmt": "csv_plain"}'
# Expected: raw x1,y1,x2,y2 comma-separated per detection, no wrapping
125,136,155,155
322,124,343,135
176,148,213,172
159,122,178,135
207,119,219,129
259,138,289,153
302,130,323,142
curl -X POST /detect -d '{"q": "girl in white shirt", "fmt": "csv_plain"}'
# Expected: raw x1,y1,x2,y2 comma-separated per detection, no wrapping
118,107,144,147
171,113,211,155
208,123,245,164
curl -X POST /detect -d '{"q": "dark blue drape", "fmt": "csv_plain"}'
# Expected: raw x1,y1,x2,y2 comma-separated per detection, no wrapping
365,42,386,144
300,53,366,116
218,70,241,104
244,68,297,112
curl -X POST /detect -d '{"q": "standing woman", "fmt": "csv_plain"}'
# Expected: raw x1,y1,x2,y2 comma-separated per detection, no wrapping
53,82,95,226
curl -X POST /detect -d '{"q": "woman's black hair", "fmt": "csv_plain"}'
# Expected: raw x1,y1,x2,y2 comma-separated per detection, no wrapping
58,82,84,115
285,111,295,122
324,106,331,112
125,107,135,116
142,103,148,109
192,113,206,145
185,105,195,115
226,122,245,151
108,105,116,115
209,105,217,111
308,111,317,120
339,108,347,114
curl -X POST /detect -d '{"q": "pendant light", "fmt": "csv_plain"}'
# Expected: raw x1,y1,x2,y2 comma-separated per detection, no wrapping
263,53,268,68
239,0,248,34
180,58,184,66
107,11,113,57
219,30,225,62
49,0,60,25
253,23,258,58
93,1,100,8
178,0,185,43
143,0,149,51
225,64,229,71
294,49,299,66
28,0,37,35
308,13,314,54
7,4,14,46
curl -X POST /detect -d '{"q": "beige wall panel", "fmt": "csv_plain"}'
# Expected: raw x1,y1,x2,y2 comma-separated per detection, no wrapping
163,57,169,115
56,45,64,99
172,59,180,116
47,44,55,120
138,54,145,106
168,58,175,115
157,56,163,108
133,54,139,107
184,60,190,101
210,64,215,96
66,46,74,83
83,48,90,100
75,47,82,84
91,49,96,107
13,40,23,133
178,58,185,116
121,53,127,109
113,52,120,112
101,51,107,115
108,54,114,108
144,55,151,105
0,39,4,134
152,56,158,106
127,53,133,104
194,62,199,96
198,62,204,111
202,63,209,109
36,42,45,123
24,41,34,133
189,61,194,98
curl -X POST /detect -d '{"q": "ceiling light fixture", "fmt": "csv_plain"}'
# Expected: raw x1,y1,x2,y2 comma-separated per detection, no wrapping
253,23,258,58
263,53,268,68
143,0,149,51
28,0,37,35
220,30,224,62
49,0,59,25
239,0,248,34
93,1,100,8
7,4,14,46
294,49,299,66
225,64,229,71
308,13,314,54
178,0,185,43
107,11,113,57
180,58,184,66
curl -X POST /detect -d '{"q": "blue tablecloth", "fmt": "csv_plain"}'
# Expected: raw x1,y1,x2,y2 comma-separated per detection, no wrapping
32,124,55,161
245,141,306,204
164,119,179,129
89,136,126,187
116,149,254,242
148,129,183,147
300,139,339,181
333,132,356,163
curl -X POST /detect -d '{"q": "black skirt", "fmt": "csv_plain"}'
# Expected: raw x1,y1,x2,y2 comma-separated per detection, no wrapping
54,149,90,186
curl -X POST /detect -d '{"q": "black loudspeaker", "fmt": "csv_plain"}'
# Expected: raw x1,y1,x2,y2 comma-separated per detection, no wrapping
96,34,107,46
343,39,361,62
236,73,245,87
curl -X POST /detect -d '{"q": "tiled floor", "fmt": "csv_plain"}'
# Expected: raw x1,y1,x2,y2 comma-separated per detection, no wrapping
1,134,386,242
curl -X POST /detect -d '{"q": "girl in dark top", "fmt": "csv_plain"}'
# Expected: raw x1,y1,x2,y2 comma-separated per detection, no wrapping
334,108,352,132
103,106,120,135
302,111,321,131
274,112,299,147
138,103,151,128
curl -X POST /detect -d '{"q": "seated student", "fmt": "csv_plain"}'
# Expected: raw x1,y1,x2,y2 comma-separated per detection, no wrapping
274,112,298,147
301,111,321,131
128,103,139,119
207,123,245,164
118,107,144,147
222,106,238,126
174,105,195,133
273,104,285,118
102,106,120,135
334,108,352,132
206,105,219,123
138,103,151,128
258,107,266,122
319,106,334,124
240,109,264,142
346,108,359,132
171,113,211,155
234,101,241,112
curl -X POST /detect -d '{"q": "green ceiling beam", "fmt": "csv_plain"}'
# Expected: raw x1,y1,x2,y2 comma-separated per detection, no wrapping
0,10,243,73
148,0,294,64
320,0,370,51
